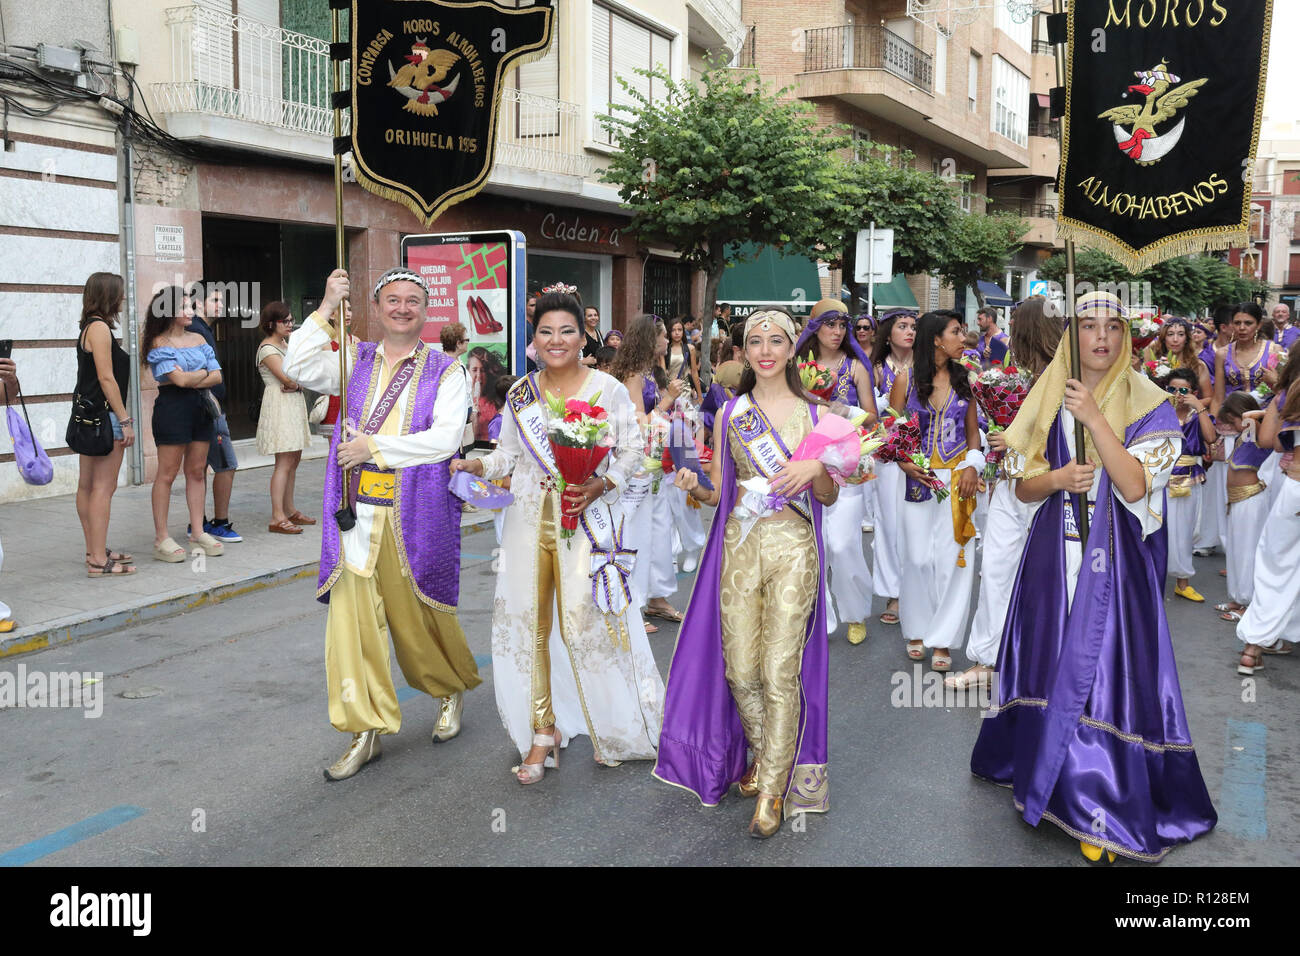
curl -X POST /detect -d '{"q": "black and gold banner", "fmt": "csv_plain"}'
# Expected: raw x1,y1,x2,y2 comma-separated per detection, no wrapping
1057,0,1272,272
348,0,554,225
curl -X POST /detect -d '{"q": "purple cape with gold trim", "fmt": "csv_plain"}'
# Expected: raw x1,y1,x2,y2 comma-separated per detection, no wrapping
653,397,829,808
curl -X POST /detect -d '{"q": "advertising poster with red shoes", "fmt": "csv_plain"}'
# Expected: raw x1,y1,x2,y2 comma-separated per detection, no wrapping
403,230,527,443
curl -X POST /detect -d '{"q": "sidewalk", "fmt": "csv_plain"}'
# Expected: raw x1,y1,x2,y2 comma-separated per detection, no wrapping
0,445,495,658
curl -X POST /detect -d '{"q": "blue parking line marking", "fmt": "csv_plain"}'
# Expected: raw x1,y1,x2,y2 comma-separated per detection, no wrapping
1221,719,1267,840
0,805,146,866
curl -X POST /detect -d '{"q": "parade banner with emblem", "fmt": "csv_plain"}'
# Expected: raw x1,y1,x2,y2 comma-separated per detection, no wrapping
1057,0,1272,272
348,0,554,224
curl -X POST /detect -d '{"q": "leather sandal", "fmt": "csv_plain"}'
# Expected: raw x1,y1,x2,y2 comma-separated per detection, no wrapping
931,650,952,672
1237,647,1264,675
288,511,317,526
269,518,303,535
87,556,136,577
906,640,925,660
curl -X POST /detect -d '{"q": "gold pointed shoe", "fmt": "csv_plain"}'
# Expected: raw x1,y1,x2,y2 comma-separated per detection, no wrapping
748,795,783,839
432,691,464,743
1079,840,1116,864
736,761,760,798
847,622,867,645
324,730,381,782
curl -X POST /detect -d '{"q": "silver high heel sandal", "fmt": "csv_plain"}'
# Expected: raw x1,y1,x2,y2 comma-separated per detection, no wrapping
512,730,560,785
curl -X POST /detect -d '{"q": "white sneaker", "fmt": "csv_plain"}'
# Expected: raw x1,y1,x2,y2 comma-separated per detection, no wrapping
861,523,874,533
681,552,699,574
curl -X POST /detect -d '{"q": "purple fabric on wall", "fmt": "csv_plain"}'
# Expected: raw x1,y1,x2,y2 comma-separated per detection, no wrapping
653,396,829,808
971,403,1216,860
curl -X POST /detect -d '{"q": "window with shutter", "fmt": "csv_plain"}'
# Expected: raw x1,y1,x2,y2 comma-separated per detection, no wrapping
591,3,672,145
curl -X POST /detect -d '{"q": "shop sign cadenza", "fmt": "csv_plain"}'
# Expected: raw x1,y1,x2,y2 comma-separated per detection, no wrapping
539,212,621,249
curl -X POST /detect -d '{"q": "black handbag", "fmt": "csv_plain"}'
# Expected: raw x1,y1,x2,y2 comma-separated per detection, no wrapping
66,391,113,456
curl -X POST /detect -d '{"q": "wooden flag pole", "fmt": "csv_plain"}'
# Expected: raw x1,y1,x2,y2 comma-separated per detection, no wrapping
330,5,355,531
1052,0,1089,550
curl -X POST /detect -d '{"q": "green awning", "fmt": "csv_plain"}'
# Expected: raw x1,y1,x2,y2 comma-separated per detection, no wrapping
868,273,919,309
717,244,821,315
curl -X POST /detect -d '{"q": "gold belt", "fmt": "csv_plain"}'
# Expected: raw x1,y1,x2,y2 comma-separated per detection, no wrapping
1226,481,1266,506
357,467,396,503
1168,474,1195,498
1175,454,1199,468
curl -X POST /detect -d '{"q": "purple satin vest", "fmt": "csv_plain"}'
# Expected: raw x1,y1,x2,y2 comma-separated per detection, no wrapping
832,356,858,407
906,379,969,462
317,342,460,609
1223,343,1269,394
642,375,658,414
1173,413,1206,482
1228,435,1269,472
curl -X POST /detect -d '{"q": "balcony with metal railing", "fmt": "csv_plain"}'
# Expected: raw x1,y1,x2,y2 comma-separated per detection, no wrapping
1028,119,1059,139
802,25,933,92
152,4,594,182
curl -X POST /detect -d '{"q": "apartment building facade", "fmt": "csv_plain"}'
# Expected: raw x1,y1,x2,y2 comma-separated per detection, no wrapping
0,0,125,502
987,7,1063,301
742,0,1032,314
104,0,745,477
1230,119,1300,315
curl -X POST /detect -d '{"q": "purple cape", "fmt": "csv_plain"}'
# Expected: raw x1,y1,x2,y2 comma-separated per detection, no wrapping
653,397,830,807
971,403,1217,861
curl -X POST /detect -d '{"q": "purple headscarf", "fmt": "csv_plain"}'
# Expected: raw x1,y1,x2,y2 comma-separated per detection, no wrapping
794,303,876,395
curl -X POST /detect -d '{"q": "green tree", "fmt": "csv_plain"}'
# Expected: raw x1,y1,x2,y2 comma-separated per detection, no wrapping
1038,248,1267,313
821,145,962,301
598,64,855,376
935,210,1027,306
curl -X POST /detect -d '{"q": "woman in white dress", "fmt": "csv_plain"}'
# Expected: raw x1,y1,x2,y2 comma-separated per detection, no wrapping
868,309,916,627
255,301,313,533
949,296,1059,689
451,292,663,782
611,314,685,630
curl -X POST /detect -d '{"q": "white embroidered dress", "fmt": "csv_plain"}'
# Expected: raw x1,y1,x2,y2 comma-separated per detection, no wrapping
479,370,665,762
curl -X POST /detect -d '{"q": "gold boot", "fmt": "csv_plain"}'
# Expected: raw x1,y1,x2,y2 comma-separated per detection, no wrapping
432,691,464,743
847,622,867,645
324,730,381,782
736,761,759,798
749,794,783,839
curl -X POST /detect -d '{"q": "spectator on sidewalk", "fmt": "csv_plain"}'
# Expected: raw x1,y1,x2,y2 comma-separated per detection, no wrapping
0,354,15,630
255,301,313,535
440,321,473,443
189,281,242,544
144,286,224,562
75,272,136,577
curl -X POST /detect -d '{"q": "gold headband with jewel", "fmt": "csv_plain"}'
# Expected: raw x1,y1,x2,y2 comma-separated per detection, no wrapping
743,309,798,343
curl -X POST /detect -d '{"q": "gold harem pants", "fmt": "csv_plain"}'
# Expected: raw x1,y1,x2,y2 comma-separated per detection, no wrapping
325,521,481,735
719,514,819,796
530,493,568,731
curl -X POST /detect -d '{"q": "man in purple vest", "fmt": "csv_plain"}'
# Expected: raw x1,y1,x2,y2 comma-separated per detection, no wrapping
286,267,480,781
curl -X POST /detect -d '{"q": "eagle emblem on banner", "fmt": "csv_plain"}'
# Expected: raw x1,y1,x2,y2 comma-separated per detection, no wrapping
1098,61,1206,166
387,40,462,116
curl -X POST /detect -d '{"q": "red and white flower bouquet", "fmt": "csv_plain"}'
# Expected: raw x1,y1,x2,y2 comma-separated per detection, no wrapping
545,390,614,538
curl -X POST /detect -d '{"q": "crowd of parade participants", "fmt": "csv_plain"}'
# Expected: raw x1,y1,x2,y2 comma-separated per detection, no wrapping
287,265,1299,862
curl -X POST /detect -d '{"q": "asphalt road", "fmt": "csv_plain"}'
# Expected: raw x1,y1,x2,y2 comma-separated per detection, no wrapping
0,529,1294,867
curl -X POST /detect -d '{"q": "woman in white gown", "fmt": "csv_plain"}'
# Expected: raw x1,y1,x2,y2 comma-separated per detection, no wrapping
949,296,1060,689
453,292,663,782
868,310,916,628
